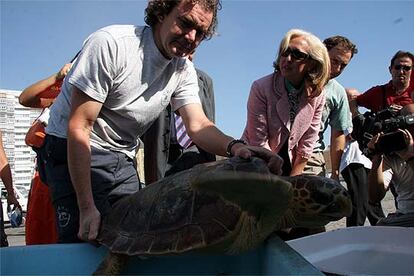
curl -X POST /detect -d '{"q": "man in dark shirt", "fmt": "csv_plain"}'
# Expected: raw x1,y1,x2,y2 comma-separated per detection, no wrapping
354,50,413,112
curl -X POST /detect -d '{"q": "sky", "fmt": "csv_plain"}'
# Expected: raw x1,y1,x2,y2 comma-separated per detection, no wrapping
1,0,414,142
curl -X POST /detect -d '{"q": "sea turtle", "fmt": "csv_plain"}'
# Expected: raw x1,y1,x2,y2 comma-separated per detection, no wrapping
94,156,351,275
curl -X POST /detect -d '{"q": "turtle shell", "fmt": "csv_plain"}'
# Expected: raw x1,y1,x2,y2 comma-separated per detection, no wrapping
97,157,287,256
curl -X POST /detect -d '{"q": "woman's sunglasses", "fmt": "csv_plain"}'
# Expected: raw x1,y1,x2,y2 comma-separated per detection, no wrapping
281,47,309,61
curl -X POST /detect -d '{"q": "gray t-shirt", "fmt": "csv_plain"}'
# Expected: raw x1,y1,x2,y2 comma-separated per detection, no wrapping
383,154,414,214
47,25,201,158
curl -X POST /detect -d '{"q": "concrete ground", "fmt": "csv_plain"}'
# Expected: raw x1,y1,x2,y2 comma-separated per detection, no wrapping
3,222,25,247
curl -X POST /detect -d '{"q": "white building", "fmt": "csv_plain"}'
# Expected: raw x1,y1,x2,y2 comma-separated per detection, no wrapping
0,89,41,189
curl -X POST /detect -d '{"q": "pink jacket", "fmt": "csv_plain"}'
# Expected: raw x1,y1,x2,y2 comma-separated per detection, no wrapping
242,72,325,163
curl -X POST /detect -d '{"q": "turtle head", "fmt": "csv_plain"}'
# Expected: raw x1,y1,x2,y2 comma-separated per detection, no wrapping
281,175,352,228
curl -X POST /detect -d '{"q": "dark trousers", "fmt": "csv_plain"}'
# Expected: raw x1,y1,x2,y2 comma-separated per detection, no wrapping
38,135,140,243
377,212,414,227
0,200,8,247
341,163,385,226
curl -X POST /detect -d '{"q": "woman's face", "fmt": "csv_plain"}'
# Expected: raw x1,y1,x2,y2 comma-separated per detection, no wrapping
279,36,312,85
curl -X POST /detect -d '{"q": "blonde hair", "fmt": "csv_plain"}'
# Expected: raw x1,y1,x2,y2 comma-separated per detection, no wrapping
273,29,330,98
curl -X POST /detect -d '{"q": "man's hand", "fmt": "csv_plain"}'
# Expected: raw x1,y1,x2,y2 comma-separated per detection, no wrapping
78,205,101,242
7,193,21,210
396,129,414,161
330,171,340,182
367,133,381,152
56,63,72,80
243,146,284,175
389,104,403,113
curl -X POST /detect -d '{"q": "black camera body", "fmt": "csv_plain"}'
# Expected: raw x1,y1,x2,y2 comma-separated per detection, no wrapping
351,107,414,156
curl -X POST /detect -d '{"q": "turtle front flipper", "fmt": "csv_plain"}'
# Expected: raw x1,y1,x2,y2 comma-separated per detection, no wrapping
193,171,292,218
193,171,293,253
93,252,128,276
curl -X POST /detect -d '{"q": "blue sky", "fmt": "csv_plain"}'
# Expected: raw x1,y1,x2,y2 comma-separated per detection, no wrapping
1,0,413,141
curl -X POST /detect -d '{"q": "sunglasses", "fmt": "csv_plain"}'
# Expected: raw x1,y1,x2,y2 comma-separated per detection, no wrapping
281,47,309,61
394,64,412,71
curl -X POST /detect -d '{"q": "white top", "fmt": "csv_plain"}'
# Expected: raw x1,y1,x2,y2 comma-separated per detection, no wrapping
340,139,372,172
47,25,200,158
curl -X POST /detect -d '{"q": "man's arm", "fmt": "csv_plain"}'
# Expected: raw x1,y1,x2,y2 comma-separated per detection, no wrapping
366,133,388,203
395,128,414,170
67,87,102,241
290,157,308,176
178,103,283,175
19,63,71,108
178,103,247,157
367,154,387,203
330,129,346,181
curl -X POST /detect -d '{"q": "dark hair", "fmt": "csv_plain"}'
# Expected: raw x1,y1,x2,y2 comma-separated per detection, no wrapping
323,36,358,58
390,50,414,67
144,0,221,40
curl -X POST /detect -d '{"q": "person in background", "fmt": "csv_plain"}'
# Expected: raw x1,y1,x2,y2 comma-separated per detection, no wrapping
142,52,215,184
352,50,413,113
18,63,72,244
411,68,414,101
0,130,22,247
350,50,414,210
303,35,356,182
242,28,330,177
19,64,71,108
340,88,385,227
40,0,282,243
367,104,414,227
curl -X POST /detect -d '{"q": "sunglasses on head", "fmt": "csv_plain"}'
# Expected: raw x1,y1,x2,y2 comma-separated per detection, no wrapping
394,64,412,71
281,47,309,61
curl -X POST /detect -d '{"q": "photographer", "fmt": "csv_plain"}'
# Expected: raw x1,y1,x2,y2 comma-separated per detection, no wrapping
367,104,414,227
352,50,413,113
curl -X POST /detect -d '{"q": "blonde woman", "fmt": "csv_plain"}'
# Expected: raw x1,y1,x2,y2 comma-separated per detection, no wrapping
242,29,330,176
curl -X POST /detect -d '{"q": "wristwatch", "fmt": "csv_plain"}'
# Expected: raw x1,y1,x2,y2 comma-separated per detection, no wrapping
226,139,247,157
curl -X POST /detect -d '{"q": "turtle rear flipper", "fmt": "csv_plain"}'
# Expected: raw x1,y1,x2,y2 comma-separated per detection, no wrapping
93,252,128,276
193,171,293,219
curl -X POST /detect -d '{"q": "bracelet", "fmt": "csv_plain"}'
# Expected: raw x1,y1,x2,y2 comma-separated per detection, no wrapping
405,156,414,163
226,139,247,157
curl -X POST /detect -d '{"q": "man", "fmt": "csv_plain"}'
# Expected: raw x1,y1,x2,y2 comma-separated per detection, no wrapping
354,50,413,113
351,50,413,211
142,53,216,184
304,36,357,181
0,130,21,247
41,0,282,243
367,104,414,227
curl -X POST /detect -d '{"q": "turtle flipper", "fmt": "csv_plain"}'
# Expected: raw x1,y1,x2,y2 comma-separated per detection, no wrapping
93,252,128,276
193,171,293,219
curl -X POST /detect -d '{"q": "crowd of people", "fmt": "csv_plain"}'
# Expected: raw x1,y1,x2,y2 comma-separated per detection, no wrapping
1,0,413,247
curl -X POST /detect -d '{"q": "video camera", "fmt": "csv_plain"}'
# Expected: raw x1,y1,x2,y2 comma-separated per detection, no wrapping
351,107,414,156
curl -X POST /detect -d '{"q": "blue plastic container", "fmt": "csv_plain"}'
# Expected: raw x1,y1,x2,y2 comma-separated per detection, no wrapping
1,236,322,275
